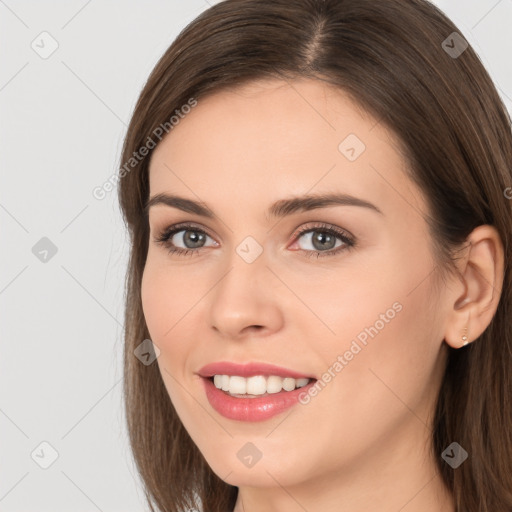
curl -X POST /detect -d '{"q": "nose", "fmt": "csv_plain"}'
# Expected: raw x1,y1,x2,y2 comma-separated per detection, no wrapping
208,251,284,340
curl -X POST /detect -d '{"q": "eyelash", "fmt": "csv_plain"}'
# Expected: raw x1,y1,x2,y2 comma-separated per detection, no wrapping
153,221,356,259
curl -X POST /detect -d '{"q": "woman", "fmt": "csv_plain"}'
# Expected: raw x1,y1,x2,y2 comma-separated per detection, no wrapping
118,1,512,510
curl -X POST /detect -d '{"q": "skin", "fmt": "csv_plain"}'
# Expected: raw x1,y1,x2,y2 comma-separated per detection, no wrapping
141,78,504,512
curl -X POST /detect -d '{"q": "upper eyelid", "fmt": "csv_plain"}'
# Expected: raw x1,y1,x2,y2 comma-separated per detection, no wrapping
156,221,353,244
157,221,216,240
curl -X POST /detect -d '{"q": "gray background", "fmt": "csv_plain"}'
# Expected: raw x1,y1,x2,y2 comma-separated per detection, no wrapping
1,1,511,510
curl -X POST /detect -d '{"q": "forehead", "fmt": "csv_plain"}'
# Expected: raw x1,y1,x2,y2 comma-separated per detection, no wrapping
148,78,426,219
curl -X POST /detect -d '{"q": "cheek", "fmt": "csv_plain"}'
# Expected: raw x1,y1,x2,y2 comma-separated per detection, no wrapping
141,259,194,342
308,244,442,421
297,287,443,480
140,258,214,392
322,273,443,439
140,263,197,415
140,262,189,374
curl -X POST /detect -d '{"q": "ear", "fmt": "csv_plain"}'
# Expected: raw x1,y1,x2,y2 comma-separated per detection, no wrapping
443,225,505,349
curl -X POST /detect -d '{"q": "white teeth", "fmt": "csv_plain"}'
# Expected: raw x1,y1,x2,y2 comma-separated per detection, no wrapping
212,375,311,396
229,376,246,394
282,377,296,391
267,375,284,394
246,375,267,395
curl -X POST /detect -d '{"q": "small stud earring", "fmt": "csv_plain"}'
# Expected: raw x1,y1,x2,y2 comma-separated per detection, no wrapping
461,327,469,346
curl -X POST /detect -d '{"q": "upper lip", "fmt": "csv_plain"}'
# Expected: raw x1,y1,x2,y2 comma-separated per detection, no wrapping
197,361,316,380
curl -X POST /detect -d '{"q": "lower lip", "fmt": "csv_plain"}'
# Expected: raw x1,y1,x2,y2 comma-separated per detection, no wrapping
201,377,317,422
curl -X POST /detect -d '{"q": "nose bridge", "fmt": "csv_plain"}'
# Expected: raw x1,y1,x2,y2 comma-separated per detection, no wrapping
208,240,284,337
217,232,269,297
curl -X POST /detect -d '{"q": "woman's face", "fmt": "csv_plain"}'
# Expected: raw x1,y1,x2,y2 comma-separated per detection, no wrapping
141,78,452,490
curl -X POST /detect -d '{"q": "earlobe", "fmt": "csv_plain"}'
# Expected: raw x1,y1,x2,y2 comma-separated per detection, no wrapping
443,225,504,350
443,309,471,349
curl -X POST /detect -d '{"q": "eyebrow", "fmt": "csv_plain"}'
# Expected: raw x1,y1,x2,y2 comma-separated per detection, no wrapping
144,192,383,219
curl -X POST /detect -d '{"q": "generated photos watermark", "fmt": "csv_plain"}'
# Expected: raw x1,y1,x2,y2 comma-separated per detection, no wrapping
298,301,403,405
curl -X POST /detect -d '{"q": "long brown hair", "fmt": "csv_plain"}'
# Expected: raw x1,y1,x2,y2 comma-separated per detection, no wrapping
117,1,512,510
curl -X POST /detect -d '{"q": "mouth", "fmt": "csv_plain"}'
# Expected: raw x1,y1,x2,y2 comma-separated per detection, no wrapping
197,361,318,420
200,374,318,421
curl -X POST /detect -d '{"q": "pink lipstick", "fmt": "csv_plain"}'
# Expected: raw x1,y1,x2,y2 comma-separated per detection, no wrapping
198,361,317,422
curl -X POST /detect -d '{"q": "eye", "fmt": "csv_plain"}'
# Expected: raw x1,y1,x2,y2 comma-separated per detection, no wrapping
289,222,355,258
154,222,217,257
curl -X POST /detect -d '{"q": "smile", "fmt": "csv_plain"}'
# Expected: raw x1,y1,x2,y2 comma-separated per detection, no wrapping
198,361,318,421
212,374,311,396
